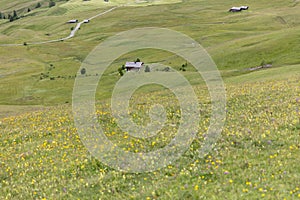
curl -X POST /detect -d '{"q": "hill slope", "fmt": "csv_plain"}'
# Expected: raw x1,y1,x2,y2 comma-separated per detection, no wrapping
0,0,299,105
0,1,300,199
1,68,299,199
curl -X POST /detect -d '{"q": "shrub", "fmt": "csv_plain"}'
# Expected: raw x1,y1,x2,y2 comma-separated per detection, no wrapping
144,65,150,72
80,68,86,75
49,1,56,8
36,2,41,8
179,62,188,71
118,65,125,76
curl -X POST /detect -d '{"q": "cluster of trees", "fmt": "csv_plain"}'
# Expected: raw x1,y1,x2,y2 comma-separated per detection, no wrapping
34,1,57,10
118,65,126,76
35,1,57,9
0,12,6,19
9,10,19,22
0,1,57,22
179,62,188,71
0,10,19,22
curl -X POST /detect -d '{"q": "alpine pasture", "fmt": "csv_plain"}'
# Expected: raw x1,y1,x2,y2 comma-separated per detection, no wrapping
0,0,300,199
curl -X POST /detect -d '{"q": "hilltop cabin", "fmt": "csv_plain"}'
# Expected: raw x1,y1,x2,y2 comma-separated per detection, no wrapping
229,7,242,12
229,6,249,12
125,62,144,72
67,19,78,23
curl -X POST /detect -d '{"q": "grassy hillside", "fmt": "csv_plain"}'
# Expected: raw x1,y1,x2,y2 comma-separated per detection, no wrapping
1,68,299,199
0,0,300,199
0,0,299,105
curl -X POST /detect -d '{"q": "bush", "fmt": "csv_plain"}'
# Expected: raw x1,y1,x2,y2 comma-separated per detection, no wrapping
144,65,150,72
8,11,19,22
163,67,170,72
179,62,188,71
80,68,86,75
13,10,17,18
118,65,125,76
36,2,41,8
49,1,56,8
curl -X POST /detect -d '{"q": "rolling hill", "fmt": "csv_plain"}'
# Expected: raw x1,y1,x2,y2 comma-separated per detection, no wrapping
0,0,299,199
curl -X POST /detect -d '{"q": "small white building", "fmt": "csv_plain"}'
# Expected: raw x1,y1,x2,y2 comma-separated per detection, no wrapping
125,62,144,72
67,19,78,23
83,19,90,23
229,6,249,12
240,6,249,10
229,7,242,12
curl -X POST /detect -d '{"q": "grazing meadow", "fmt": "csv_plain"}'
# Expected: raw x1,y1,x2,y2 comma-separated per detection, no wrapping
0,0,300,199
1,67,299,199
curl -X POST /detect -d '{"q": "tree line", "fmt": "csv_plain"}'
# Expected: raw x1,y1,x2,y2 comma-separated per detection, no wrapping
0,1,57,22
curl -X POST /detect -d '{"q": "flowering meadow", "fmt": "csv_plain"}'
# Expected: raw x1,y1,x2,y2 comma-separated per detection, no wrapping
0,75,299,199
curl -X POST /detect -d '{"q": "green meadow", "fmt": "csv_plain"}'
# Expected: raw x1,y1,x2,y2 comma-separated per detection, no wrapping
0,0,300,199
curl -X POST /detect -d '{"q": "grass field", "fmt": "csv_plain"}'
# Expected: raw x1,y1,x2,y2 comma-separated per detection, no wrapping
60,0,182,10
0,0,300,199
1,68,299,199
0,0,299,105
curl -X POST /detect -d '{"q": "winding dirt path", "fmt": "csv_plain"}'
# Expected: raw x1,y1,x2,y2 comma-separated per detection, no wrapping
0,7,118,47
